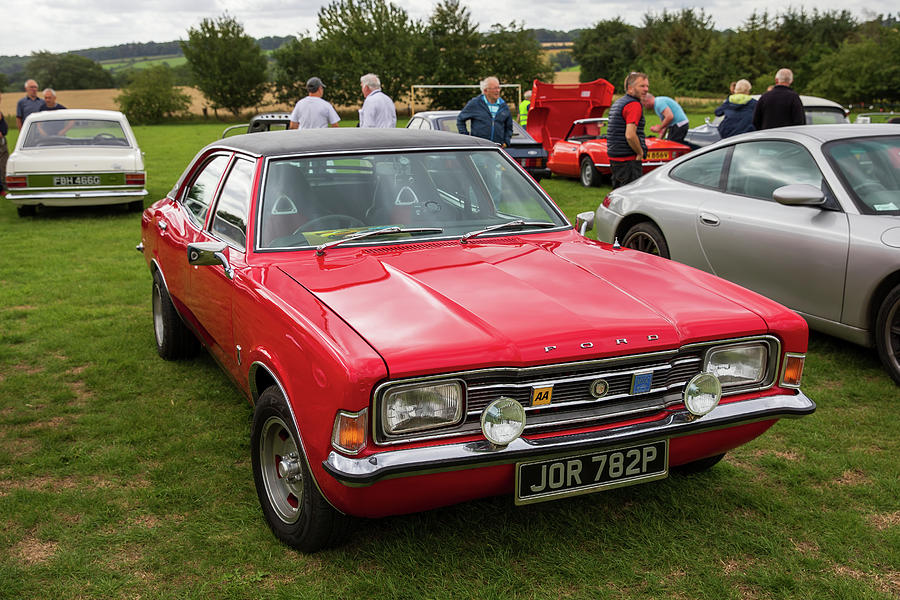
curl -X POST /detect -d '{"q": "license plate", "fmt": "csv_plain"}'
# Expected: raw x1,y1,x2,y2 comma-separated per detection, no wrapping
515,440,668,505
53,175,101,186
646,151,668,160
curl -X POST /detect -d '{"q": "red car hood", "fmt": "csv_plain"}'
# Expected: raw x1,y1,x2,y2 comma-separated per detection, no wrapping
276,236,771,377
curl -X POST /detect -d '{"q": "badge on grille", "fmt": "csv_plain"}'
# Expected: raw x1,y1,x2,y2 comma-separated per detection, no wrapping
590,379,609,398
531,386,553,406
631,372,653,394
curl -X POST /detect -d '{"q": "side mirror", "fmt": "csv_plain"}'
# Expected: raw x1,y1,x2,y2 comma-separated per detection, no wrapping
773,184,826,207
188,241,234,279
575,211,595,235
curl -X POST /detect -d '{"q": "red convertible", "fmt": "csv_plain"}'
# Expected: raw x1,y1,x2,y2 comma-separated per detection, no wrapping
528,79,691,186
139,128,814,551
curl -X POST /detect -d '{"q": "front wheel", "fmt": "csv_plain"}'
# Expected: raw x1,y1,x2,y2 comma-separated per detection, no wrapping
875,284,900,385
580,156,600,187
251,386,350,552
621,222,670,258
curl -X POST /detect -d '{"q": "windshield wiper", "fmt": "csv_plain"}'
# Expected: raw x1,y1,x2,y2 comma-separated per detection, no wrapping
460,219,557,243
316,226,444,256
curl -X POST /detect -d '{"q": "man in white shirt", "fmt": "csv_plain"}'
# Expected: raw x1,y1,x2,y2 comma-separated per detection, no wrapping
358,73,396,128
289,77,340,130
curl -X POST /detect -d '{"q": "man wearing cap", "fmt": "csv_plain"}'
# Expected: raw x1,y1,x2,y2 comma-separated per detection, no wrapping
289,77,340,130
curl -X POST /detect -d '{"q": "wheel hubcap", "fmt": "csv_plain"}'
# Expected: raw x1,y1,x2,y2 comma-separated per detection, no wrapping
886,299,900,371
624,232,660,255
152,283,165,346
260,416,303,524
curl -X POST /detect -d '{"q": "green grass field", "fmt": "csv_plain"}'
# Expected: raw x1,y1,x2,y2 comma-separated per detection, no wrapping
0,122,897,599
100,54,188,73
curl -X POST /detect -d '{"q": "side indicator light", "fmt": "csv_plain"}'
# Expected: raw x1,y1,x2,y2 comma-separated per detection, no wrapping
781,353,805,388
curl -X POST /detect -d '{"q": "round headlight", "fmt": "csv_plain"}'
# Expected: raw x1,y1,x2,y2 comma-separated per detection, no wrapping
481,397,526,446
684,373,722,416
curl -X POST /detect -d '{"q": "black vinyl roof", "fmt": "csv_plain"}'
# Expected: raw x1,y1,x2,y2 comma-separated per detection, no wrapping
209,127,498,157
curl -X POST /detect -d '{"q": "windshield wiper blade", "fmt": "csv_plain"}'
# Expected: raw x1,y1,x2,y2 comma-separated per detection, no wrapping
460,219,557,243
316,226,444,255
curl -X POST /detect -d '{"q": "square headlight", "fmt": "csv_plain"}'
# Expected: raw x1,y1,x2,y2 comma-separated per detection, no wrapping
381,380,465,436
705,343,767,387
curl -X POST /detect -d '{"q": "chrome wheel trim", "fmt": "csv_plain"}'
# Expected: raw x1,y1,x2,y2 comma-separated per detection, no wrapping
152,283,165,347
259,415,303,524
623,231,661,255
580,160,593,186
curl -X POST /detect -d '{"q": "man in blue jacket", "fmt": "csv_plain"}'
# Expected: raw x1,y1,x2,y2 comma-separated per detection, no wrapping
457,77,513,147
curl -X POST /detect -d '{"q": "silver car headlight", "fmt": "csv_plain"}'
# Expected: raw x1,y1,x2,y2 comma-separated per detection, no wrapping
704,343,768,388
381,380,464,436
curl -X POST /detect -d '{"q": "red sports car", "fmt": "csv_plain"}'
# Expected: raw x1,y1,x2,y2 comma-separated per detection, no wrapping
528,79,691,187
139,128,813,552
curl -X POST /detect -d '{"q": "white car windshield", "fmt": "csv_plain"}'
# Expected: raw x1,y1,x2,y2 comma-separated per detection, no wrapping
23,119,130,148
257,149,566,250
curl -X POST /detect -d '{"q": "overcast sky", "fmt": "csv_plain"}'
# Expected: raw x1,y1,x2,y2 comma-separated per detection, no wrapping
3,0,894,57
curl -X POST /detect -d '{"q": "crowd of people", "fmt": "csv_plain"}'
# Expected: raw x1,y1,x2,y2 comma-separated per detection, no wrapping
0,66,812,195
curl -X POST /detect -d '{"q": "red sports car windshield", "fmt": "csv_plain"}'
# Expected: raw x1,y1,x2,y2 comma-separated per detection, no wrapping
256,149,568,250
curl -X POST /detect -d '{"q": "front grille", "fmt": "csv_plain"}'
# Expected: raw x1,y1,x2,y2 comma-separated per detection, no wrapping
372,336,779,446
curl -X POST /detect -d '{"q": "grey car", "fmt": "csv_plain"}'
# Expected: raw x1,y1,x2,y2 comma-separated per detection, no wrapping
579,124,900,384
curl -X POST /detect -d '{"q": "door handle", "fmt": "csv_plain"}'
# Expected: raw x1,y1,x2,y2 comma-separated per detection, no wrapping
699,212,720,226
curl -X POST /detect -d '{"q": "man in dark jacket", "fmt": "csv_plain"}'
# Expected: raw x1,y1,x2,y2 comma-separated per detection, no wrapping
715,78,757,138
457,77,513,147
607,72,650,188
752,68,805,130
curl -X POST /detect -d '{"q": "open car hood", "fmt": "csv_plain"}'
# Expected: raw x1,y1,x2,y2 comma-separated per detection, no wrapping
277,235,773,377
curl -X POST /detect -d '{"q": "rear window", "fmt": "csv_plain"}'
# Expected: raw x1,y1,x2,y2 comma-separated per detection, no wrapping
23,119,130,148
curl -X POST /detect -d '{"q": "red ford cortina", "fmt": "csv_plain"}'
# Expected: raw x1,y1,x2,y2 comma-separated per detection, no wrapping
138,128,814,552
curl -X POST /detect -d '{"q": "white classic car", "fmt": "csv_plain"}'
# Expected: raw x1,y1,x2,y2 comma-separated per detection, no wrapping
5,109,147,216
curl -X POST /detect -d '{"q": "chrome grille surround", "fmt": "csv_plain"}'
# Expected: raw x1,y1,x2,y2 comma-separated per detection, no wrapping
372,335,781,446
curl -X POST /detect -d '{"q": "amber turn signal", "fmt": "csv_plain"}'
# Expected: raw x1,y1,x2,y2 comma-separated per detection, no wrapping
781,353,805,388
332,409,368,455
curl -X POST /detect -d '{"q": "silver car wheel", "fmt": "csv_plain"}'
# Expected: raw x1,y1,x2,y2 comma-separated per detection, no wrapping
876,285,900,385
259,415,304,524
152,282,165,347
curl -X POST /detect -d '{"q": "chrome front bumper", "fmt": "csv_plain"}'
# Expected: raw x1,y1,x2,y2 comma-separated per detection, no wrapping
324,392,815,487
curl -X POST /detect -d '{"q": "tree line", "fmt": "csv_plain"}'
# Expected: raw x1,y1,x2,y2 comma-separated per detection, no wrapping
573,9,899,106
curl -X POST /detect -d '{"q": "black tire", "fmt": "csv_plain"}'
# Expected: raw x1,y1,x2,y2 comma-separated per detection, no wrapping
875,284,900,385
151,270,199,360
622,222,670,259
580,156,600,187
672,453,725,475
17,205,37,217
251,386,350,552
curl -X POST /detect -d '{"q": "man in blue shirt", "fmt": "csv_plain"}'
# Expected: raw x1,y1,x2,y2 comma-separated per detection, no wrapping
457,77,512,147
642,93,689,144
16,79,45,129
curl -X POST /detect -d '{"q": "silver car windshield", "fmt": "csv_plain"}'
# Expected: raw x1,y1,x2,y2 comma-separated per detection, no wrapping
23,119,130,148
257,149,567,250
824,136,900,215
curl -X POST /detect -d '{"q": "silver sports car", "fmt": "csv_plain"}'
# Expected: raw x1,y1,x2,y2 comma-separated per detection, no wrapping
579,124,900,384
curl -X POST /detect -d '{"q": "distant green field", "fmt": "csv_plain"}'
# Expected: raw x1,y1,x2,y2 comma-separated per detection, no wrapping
100,54,187,72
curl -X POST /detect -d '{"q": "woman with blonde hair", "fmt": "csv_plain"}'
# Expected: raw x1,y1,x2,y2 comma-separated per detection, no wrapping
715,78,757,138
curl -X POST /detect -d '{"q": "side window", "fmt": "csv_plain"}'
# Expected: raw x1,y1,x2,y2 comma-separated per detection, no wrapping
211,158,255,250
670,147,729,189
183,155,230,227
726,141,823,200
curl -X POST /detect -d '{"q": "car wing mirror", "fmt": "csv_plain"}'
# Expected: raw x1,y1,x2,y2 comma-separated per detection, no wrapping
575,211,595,236
188,241,234,279
772,184,826,207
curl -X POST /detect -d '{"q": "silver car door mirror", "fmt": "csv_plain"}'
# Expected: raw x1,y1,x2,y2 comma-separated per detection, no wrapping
576,211,595,235
772,184,826,207
187,241,234,279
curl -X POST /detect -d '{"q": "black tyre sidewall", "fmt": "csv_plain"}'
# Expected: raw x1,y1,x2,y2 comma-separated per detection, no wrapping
623,222,670,259
580,156,597,187
151,270,197,360
875,285,900,385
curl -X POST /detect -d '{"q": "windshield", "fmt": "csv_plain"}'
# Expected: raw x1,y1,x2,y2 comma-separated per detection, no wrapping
824,136,900,215
805,108,849,125
257,149,567,250
23,118,131,148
